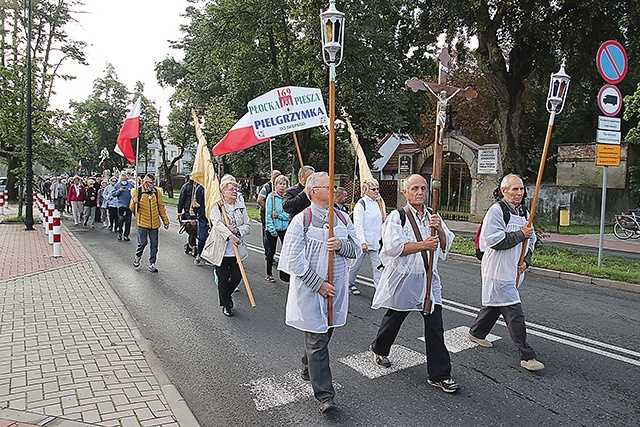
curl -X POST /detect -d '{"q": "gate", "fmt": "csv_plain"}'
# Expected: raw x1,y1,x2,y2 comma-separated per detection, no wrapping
438,152,471,220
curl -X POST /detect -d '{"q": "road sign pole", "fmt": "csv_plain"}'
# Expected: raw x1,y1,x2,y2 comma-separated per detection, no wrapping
598,166,608,267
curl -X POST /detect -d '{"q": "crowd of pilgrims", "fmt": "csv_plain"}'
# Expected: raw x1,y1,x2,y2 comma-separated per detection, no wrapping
38,172,144,234
36,167,543,415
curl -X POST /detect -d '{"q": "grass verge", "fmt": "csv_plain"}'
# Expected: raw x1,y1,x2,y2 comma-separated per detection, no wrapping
451,236,640,285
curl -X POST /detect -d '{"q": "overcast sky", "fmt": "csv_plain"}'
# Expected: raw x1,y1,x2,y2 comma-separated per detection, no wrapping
51,0,191,123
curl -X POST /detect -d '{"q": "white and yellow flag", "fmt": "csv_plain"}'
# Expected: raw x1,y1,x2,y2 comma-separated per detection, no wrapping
343,114,387,217
191,110,222,220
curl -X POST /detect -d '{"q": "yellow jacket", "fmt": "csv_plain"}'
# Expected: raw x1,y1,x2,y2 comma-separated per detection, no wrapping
130,187,170,229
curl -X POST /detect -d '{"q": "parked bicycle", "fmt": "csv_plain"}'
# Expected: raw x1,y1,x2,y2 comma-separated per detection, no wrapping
613,209,640,240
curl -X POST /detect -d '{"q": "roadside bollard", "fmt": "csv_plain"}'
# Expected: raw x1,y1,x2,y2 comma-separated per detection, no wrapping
3,190,7,209
43,197,49,233
52,210,61,257
48,202,55,243
0,191,4,215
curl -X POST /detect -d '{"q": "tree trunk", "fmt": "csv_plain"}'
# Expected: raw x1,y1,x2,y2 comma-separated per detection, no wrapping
7,154,21,202
473,3,530,176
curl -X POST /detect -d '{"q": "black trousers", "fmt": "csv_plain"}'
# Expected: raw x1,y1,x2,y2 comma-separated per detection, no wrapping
371,305,452,381
469,303,537,361
108,207,118,230
215,256,241,308
265,230,286,276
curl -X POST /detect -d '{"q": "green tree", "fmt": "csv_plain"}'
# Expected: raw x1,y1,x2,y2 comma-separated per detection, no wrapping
70,68,159,177
0,0,86,198
624,82,640,201
156,0,430,179
416,0,639,178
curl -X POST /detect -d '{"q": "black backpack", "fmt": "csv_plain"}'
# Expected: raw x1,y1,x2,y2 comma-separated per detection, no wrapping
474,200,515,260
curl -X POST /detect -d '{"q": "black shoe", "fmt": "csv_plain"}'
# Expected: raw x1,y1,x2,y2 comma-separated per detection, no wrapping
222,306,234,317
427,378,460,393
117,235,122,241
123,236,130,241
320,399,337,414
369,345,391,368
184,243,191,254
300,368,310,381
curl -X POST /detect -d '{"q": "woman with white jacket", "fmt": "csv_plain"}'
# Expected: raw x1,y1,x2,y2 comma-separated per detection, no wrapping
208,175,251,317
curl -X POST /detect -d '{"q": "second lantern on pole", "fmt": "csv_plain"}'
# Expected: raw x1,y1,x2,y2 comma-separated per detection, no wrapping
320,0,345,326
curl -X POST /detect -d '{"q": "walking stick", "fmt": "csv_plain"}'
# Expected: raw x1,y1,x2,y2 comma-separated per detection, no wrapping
219,202,256,307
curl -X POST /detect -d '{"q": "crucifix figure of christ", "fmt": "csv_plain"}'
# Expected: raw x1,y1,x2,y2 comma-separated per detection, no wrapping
405,47,477,314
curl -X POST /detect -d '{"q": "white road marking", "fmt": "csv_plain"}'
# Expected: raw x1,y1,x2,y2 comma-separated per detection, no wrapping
416,325,501,353
443,299,640,366
338,345,425,379
243,370,342,412
246,244,640,366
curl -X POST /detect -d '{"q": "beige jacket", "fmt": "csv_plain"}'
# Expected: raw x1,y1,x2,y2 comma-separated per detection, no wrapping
206,199,251,267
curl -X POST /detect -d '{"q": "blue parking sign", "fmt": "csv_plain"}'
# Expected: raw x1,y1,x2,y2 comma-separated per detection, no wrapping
596,40,628,84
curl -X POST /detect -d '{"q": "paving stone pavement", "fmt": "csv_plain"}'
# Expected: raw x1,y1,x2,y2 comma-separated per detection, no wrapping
0,206,199,427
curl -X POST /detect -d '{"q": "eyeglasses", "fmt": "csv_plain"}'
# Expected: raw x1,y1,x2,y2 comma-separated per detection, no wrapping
313,186,330,190
225,188,238,193
368,188,380,191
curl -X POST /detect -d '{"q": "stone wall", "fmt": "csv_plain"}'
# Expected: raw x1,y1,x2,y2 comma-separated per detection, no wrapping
556,142,627,188
526,184,633,226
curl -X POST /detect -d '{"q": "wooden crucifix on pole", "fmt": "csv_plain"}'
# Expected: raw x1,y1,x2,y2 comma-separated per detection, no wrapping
405,47,477,315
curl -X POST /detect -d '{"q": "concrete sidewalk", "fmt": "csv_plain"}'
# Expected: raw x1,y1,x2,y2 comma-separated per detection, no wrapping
0,206,199,426
446,219,640,256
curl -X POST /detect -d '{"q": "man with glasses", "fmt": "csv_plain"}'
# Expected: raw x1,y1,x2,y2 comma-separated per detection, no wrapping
348,178,384,295
279,172,360,414
130,174,170,273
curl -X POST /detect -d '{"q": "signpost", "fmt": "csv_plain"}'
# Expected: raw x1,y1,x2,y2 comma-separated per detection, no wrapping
477,146,499,174
595,40,627,266
597,84,623,117
596,40,628,84
247,86,328,139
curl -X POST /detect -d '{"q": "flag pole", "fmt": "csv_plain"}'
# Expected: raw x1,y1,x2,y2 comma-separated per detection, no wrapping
269,139,275,217
292,132,304,170
134,137,140,215
219,202,256,307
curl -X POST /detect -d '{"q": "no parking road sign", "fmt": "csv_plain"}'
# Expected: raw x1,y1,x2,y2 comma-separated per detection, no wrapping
596,40,628,84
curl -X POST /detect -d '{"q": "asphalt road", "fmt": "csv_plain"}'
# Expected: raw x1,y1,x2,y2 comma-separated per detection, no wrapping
70,208,640,427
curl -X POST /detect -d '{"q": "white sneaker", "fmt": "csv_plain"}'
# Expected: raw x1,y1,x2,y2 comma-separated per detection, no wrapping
133,256,141,268
520,359,545,371
194,256,204,266
467,332,493,348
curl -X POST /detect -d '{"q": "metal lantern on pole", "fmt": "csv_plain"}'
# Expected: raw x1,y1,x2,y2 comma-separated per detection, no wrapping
320,0,345,326
320,0,345,66
517,59,570,276
546,59,570,114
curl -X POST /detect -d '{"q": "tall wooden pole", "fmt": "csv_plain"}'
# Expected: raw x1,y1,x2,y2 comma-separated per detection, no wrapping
327,65,336,326
292,132,304,170
516,110,556,282
405,48,477,315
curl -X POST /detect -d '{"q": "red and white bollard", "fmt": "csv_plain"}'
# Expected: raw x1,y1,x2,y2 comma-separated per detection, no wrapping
43,197,49,233
3,189,7,208
52,210,61,257
48,202,55,243
0,191,4,215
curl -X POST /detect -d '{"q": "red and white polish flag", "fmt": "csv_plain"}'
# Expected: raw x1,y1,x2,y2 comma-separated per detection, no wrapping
212,113,270,156
114,97,141,163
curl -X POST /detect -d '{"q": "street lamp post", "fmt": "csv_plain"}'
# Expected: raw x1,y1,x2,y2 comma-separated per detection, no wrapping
518,60,570,271
24,0,35,231
320,0,345,326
